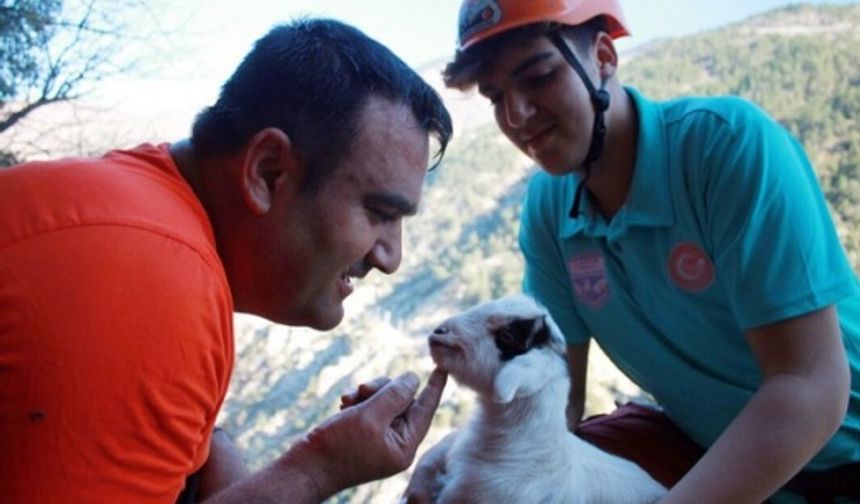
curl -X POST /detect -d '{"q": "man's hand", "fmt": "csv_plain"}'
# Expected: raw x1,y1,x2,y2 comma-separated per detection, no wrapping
290,368,448,501
401,431,458,504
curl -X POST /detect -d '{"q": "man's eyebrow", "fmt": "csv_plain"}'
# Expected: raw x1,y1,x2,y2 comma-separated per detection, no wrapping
365,193,418,216
511,51,555,77
478,52,556,96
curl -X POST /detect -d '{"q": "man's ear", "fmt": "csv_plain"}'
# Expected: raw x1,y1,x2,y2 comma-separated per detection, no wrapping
240,127,301,215
593,31,618,82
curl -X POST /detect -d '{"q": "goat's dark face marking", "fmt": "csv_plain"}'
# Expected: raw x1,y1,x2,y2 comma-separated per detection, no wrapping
493,316,551,361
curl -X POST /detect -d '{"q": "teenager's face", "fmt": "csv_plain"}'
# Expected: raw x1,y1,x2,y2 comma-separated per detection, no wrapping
476,35,598,175
263,97,430,330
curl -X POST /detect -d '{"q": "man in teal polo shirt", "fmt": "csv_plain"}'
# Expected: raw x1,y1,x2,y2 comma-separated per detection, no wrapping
404,1,859,503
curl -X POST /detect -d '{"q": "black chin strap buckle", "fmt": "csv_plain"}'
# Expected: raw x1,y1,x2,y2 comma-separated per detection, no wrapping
549,31,610,220
593,89,610,113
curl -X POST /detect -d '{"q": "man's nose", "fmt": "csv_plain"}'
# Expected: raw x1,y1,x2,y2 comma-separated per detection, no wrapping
503,92,535,129
368,226,402,275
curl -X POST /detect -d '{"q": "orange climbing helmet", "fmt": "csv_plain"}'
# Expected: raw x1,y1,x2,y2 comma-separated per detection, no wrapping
457,0,631,50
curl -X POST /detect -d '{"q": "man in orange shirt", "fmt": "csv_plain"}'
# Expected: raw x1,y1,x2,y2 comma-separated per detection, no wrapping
0,18,452,503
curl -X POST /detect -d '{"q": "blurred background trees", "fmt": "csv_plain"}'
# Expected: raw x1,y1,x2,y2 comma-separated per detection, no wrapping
0,0,157,165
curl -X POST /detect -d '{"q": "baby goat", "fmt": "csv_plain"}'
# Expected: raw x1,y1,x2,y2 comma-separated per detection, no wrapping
428,294,666,504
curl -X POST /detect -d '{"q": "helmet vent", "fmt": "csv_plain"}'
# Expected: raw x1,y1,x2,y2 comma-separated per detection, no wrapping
458,0,503,47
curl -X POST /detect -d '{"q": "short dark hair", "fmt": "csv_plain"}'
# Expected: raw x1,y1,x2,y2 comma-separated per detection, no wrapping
443,17,608,91
191,18,453,193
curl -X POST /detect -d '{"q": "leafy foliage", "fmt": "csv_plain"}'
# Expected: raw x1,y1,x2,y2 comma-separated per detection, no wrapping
0,0,61,101
0,0,62,164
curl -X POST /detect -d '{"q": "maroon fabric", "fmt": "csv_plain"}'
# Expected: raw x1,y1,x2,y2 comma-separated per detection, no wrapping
784,461,860,503
575,403,860,501
575,403,705,488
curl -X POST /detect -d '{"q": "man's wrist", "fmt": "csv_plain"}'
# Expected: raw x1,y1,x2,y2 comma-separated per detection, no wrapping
279,436,339,502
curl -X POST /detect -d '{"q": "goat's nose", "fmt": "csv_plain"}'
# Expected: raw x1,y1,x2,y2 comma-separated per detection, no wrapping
433,325,449,334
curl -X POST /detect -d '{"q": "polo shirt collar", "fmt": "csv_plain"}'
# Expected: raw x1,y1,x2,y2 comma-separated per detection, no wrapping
559,86,674,240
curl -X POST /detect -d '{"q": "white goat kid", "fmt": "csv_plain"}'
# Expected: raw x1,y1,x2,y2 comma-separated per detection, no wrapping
427,294,666,504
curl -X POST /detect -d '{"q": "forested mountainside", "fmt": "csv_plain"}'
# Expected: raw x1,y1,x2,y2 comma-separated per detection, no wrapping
219,5,860,502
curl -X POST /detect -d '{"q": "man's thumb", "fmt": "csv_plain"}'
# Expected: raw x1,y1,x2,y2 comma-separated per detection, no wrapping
363,372,420,420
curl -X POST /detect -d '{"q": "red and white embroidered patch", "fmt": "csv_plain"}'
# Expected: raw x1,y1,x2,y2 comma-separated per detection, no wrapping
568,251,610,309
667,242,714,292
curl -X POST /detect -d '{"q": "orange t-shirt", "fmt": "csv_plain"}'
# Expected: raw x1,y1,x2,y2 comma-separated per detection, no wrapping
0,144,235,502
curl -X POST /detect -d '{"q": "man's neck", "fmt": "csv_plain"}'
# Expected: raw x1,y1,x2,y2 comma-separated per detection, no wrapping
169,139,204,196
584,86,639,221
168,139,234,226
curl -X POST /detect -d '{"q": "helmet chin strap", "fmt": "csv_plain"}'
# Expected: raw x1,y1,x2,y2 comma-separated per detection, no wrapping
548,31,610,219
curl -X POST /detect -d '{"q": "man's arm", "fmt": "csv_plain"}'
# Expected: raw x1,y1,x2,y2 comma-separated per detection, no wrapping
565,342,590,431
191,428,251,501
660,306,850,503
204,369,447,503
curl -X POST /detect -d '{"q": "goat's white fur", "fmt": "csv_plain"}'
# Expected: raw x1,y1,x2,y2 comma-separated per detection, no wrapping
428,294,666,504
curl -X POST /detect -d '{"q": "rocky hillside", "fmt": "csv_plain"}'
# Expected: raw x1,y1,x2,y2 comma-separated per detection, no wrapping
217,4,860,502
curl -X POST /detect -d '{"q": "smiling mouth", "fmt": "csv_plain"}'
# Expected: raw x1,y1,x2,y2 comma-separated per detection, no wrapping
338,271,355,298
523,126,555,149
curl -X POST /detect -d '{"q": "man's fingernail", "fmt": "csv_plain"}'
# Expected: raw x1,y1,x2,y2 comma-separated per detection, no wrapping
402,373,419,389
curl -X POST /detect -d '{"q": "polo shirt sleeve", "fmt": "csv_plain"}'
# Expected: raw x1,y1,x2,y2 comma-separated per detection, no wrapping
0,225,234,503
692,100,858,329
520,172,591,345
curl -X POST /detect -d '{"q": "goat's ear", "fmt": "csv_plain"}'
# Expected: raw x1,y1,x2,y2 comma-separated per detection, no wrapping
493,350,555,403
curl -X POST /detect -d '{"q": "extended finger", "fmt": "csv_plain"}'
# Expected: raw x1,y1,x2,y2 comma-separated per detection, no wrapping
400,368,447,442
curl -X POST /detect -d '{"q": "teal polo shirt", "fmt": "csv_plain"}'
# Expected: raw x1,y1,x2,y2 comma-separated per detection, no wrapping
520,87,860,471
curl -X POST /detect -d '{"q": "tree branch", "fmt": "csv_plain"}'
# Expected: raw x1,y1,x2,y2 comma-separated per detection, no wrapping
0,96,65,134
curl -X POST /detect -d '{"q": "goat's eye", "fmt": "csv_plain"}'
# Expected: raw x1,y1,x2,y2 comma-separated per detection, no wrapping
497,327,518,347
495,325,526,361
494,316,545,361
